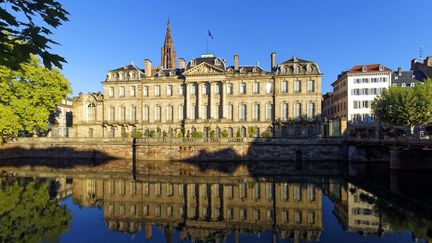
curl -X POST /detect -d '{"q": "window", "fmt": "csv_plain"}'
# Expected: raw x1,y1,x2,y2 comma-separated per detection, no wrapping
109,107,115,121
203,83,209,95
240,209,247,220
240,183,247,199
401,83,406,87
370,88,377,95
240,104,247,121
191,83,197,95
190,104,196,119
130,86,136,97
131,106,137,122
266,183,273,199
281,81,288,93
227,208,233,220
294,80,301,93
109,87,114,97
308,211,315,224
240,83,246,94
294,184,302,201
227,83,233,94
143,106,149,122
167,106,173,122
155,106,161,121
267,210,273,221
281,183,289,200
266,82,273,94
253,183,260,199
352,89,360,95
179,84,184,95
253,104,260,120
179,105,184,120
362,78,369,83
266,103,273,120
307,80,315,92
87,103,96,121
215,104,222,119
307,184,315,201
362,100,369,108
214,83,221,94
119,86,125,97
371,78,378,83
227,104,234,121
362,88,368,95
307,103,315,119
254,209,260,220
281,103,289,121
354,78,361,84
282,210,289,223
294,103,301,118
203,104,209,119
253,82,259,94
120,106,126,121
294,66,300,74
155,85,161,96
167,85,173,96
143,86,149,96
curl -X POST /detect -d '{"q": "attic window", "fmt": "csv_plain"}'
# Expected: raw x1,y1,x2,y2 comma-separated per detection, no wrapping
190,60,196,67
281,66,288,74
410,83,415,87
169,71,175,76
362,66,367,72
394,76,398,80
379,65,384,71
309,65,314,73
252,67,258,73
214,58,220,65
158,70,164,77
240,68,246,74
132,73,136,79
227,67,233,73
401,83,406,87
294,66,300,74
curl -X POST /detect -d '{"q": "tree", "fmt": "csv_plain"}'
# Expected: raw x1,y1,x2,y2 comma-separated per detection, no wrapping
372,79,432,134
0,178,72,242
0,55,71,142
0,0,69,70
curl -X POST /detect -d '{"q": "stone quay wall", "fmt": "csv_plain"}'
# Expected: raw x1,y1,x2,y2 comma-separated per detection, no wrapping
0,137,345,162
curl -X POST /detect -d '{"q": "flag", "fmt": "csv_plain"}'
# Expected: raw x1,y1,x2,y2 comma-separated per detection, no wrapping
208,30,214,40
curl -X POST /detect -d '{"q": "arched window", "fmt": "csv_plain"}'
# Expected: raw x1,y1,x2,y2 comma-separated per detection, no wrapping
240,68,246,74
87,103,96,121
228,127,234,137
190,60,196,67
240,127,247,137
294,66,300,74
282,66,288,74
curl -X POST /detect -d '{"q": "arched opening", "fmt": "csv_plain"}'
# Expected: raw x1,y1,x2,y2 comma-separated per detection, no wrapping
240,127,247,137
87,103,96,121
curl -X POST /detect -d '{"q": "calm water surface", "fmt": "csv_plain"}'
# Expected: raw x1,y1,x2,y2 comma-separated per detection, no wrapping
1,163,431,243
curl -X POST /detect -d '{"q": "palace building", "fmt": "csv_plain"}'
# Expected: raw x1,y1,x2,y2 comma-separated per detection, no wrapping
70,21,323,138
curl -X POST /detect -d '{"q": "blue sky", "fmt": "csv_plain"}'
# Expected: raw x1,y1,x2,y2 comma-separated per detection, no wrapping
50,0,432,95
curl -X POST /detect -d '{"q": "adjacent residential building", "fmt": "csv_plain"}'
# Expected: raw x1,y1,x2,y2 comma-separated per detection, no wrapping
70,21,323,138
323,64,391,123
410,56,432,80
391,67,425,88
49,98,73,137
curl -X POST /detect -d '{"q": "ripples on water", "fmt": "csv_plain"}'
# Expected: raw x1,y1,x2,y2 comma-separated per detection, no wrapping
0,161,431,243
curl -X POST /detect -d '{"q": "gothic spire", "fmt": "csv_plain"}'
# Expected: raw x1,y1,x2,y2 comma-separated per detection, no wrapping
161,18,176,69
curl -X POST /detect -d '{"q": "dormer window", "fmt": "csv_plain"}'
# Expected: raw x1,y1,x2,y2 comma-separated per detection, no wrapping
410,83,415,87
309,65,314,73
158,70,164,77
281,66,288,74
240,68,246,74
190,60,196,67
294,66,300,74
252,67,258,73
362,66,367,72
169,70,175,76
132,73,136,79
227,67,233,73
401,83,406,87
379,65,384,71
214,58,220,65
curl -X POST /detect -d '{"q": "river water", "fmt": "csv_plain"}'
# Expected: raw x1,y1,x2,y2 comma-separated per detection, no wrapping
0,161,431,243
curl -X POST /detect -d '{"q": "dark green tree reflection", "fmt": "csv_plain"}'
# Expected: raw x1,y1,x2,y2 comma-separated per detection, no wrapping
0,174,71,242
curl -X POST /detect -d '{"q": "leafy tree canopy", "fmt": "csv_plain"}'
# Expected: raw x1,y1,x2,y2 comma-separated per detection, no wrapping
0,55,71,142
0,178,72,242
0,0,69,70
372,79,432,133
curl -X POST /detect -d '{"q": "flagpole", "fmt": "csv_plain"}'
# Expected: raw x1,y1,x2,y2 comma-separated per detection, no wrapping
206,33,209,54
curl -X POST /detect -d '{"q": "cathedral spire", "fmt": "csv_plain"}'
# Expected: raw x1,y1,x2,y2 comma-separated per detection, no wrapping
161,18,176,69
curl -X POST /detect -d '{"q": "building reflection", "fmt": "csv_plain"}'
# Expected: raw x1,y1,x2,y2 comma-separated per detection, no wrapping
72,177,323,242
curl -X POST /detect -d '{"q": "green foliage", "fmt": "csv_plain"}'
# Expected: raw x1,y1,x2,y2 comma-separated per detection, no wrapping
148,130,156,138
248,126,257,137
177,130,183,138
209,129,215,138
131,130,143,139
0,56,71,142
191,131,203,138
0,0,69,70
162,131,167,138
186,130,191,138
221,129,229,138
0,179,72,242
372,80,432,133
236,129,241,138
261,131,273,138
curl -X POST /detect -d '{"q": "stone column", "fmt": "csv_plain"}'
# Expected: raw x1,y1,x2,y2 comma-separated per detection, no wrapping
222,82,226,119
185,83,191,119
197,82,202,119
209,82,214,119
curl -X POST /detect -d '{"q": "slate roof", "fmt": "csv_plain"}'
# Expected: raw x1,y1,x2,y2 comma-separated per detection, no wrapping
280,57,313,64
186,55,227,70
348,64,391,74
227,65,264,73
391,70,425,85
109,64,144,72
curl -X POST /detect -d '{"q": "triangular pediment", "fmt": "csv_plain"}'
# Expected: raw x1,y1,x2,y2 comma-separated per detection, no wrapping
184,62,225,76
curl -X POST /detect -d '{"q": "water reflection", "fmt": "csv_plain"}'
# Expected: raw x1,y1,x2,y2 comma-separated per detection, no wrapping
1,166,432,242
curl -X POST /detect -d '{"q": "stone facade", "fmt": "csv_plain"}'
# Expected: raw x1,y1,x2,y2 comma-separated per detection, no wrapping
70,22,323,138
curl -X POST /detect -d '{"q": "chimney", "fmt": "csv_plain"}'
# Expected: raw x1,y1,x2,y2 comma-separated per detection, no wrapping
179,58,185,69
144,59,152,77
271,52,276,71
397,67,402,76
426,56,432,67
234,55,239,71
411,58,417,70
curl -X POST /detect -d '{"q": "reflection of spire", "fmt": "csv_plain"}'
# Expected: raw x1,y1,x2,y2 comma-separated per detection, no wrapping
161,17,176,69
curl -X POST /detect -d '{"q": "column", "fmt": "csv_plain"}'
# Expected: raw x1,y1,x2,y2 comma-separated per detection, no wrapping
209,82,214,119
222,82,226,119
185,83,191,120
197,82,202,119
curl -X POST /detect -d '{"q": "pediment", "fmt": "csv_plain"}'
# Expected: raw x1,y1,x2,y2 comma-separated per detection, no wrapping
184,62,225,76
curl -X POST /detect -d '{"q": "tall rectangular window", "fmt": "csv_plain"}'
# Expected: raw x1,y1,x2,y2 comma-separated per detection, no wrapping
130,86,136,97
227,104,234,121
294,80,301,93
155,85,161,97
240,104,247,121
266,103,273,120
120,107,126,121
253,104,260,120
202,104,209,119
143,86,149,96
143,106,149,122
294,103,301,118
110,107,115,121
190,104,196,119
179,105,184,120
266,82,273,94
227,83,233,94
281,81,288,93
240,83,246,94
155,106,161,121
307,103,315,119
131,106,136,122
202,83,209,95
281,103,289,121
167,85,173,96
191,84,196,95
307,80,315,92
214,104,221,119
253,82,259,94
109,87,114,97
179,84,184,95
120,86,125,97
214,83,221,94
167,106,173,122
